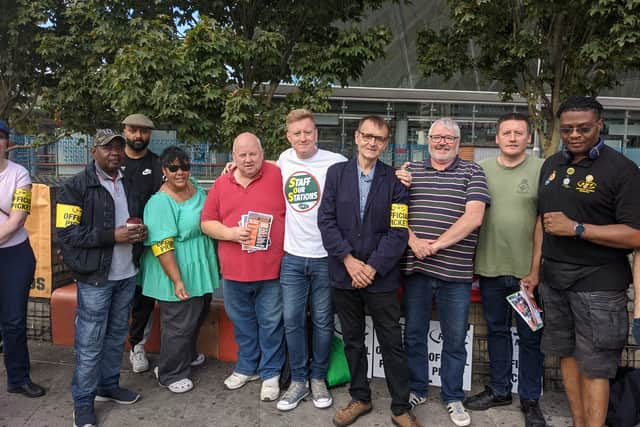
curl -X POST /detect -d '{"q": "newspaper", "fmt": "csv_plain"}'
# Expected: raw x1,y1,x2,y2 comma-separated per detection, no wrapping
239,211,272,252
506,283,544,332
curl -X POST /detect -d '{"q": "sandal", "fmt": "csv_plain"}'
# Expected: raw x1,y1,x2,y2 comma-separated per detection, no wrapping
168,378,193,394
154,366,194,393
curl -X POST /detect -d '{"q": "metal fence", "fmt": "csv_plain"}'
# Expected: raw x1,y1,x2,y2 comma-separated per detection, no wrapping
8,134,230,180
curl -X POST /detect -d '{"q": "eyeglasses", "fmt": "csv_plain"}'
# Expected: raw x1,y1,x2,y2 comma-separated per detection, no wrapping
166,164,191,172
559,125,598,135
358,131,388,144
429,135,459,144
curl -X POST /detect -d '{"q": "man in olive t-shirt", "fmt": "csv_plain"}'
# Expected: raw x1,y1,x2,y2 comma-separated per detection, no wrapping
463,113,547,427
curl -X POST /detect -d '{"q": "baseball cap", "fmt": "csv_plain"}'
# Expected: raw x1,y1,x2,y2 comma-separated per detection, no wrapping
94,129,125,146
122,113,155,129
0,120,10,136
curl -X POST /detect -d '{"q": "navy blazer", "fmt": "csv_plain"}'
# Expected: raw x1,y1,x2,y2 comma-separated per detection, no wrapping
318,158,409,292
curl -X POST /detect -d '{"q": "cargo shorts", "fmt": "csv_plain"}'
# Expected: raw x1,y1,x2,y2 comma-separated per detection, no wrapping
539,283,628,379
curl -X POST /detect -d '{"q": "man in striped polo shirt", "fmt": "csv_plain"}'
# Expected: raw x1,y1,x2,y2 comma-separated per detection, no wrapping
401,117,490,427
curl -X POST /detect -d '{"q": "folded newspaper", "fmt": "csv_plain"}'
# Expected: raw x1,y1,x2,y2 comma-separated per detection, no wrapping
506,284,543,332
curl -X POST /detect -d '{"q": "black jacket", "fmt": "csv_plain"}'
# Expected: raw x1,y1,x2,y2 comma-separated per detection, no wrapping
56,162,144,283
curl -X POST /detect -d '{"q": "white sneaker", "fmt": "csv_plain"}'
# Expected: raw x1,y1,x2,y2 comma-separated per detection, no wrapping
190,353,206,367
260,375,280,401
409,391,427,410
224,372,260,390
447,401,471,427
129,344,149,373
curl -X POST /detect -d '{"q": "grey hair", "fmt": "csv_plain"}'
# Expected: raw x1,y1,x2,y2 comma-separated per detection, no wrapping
428,117,460,138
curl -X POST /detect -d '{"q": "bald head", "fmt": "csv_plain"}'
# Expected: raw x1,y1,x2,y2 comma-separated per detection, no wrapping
233,132,263,153
233,132,264,179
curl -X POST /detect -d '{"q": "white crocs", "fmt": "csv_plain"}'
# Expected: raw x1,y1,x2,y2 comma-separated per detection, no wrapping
168,378,193,394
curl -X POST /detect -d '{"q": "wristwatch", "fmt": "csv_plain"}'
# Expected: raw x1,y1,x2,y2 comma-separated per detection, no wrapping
574,222,585,238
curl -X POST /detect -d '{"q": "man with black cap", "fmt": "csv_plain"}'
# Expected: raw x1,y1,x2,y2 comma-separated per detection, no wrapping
120,113,162,374
57,129,147,427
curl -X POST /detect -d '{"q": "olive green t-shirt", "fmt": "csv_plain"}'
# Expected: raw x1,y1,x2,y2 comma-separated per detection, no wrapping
475,155,544,278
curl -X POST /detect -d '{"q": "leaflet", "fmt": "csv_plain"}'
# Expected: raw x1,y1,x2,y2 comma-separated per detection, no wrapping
239,211,272,252
506,283,544,332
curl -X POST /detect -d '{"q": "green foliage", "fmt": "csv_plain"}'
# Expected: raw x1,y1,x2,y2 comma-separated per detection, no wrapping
29,0,392,157
0,0,55,133
417,0,640,157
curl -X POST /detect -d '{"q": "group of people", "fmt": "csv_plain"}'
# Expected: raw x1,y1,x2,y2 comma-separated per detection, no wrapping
1,96,639,427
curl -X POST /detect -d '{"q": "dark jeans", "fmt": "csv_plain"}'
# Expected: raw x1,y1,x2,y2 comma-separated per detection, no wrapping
479,276,543,400
333,288,410,416
128,285,155,348
403,273,471,404
0,239,36,388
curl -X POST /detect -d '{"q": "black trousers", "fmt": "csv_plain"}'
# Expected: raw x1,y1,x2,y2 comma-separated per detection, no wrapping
128,285,155,348
333,288,410,415
157,296,205,384
0,239,35,388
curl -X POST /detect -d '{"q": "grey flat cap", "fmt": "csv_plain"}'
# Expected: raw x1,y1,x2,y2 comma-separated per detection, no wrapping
122,113,155,129
94,129,125,146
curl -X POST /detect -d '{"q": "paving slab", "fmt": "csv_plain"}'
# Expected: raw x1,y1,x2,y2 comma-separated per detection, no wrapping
1,341,574,427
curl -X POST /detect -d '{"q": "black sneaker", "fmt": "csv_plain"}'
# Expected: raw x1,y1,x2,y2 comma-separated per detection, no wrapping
463,385,512,411
95,386,140,404
521,399,547,427
73,405,97,427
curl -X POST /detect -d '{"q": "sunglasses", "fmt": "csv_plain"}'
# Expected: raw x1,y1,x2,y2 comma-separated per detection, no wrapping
559,124,598,135
165,164,191,172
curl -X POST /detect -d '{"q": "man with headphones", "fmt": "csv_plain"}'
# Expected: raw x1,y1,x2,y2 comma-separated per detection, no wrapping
538,96,640,427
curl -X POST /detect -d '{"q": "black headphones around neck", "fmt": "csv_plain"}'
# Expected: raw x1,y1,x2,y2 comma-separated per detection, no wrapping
562,139,605,161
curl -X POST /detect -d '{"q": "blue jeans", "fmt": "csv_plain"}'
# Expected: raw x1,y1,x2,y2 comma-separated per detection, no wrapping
280,253,333,382
223,279,285,380
480,276,543,400
403,273,471,404
72,276,137,408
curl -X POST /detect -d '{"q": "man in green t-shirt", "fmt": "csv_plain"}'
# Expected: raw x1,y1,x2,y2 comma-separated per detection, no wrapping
463,113,547,427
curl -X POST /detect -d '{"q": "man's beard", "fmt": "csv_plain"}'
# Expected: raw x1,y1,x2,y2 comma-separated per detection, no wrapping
126,139,149,152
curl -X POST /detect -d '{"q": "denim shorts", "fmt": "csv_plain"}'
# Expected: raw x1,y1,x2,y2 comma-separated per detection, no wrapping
539,283,628,379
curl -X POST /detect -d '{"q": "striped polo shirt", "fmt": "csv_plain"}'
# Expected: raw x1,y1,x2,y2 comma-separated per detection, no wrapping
401,157,490,282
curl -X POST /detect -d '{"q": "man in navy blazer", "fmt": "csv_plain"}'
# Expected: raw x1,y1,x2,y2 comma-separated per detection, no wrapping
318,116,419,427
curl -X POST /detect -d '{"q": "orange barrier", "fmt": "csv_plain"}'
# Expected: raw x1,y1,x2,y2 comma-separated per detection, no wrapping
217,301,239,362
51,283,77,346
50,283,239,362
51,283,161,353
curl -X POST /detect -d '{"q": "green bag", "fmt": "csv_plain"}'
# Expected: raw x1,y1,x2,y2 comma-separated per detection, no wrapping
326,335,351,388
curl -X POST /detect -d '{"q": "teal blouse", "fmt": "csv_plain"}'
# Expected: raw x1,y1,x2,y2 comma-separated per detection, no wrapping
140,185,219,302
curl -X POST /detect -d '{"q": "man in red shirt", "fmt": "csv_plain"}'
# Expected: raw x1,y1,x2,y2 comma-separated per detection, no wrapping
201,132,286,402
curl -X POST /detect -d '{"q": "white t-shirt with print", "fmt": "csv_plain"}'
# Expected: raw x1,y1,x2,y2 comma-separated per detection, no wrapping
277,147,347,258
0,160,31,248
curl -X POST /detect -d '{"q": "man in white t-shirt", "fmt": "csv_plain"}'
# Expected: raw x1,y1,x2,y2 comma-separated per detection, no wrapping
276,109,347,412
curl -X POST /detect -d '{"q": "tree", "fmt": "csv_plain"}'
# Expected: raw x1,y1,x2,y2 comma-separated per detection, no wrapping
0,0,54,132
416,0,640,157
36,0,392,157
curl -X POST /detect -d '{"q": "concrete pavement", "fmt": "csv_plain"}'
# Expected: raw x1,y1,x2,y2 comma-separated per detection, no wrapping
1,342,574,427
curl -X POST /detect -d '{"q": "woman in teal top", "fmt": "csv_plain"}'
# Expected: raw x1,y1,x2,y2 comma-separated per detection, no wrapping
141,146,219,393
